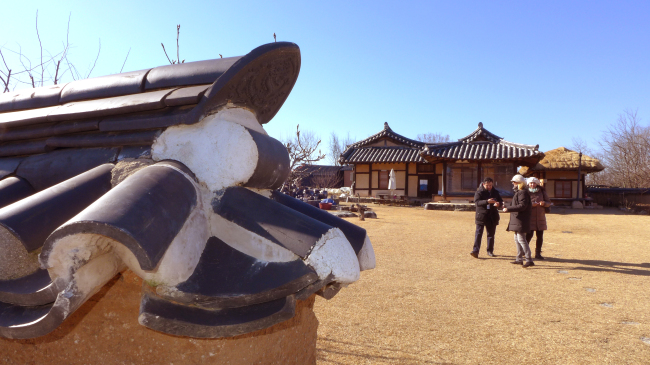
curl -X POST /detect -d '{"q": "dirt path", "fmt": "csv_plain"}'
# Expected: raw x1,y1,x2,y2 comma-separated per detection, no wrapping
314,205,650,364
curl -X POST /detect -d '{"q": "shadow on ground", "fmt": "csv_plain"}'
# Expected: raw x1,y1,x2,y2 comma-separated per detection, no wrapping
539,258,650,276
316,337,452,365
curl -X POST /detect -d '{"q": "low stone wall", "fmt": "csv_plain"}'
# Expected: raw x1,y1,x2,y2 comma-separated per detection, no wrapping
0,270,319,365
424,203,476,212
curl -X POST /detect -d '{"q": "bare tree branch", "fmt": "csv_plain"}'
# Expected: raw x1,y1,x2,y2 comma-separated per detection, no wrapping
281,125,326,190
176,24,180,64
417,132,451,143
120,48,131,73
85,39,101,78
1,70,10,92
161,43,173,64
36,10,44,86
54,13,72,85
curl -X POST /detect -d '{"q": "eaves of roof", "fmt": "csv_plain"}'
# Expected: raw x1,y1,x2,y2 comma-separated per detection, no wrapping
341,146,426,164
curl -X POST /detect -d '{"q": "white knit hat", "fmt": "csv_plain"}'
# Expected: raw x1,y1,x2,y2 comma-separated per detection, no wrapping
511,174,526,183
527,177,541,185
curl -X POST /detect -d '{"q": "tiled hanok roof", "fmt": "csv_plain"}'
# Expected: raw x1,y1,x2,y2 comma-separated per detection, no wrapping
346,122,424,150
420,123,543,166
341,146,426,163
339,123,425,164
0,42,375,340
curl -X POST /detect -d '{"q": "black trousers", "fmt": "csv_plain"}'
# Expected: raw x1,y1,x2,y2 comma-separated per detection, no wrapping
473,224,496,254
526,230,544,253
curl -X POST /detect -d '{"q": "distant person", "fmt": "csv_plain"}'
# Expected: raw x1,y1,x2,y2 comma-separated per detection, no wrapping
503,174,534,267
470,177,503,258
526,177,551,260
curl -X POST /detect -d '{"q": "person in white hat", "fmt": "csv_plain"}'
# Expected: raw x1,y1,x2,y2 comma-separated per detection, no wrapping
526,177,552,259
503,174,534,267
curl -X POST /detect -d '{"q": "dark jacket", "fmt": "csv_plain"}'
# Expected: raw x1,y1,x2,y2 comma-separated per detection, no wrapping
474,185,503,226
506,187,531,233
529,186,551,231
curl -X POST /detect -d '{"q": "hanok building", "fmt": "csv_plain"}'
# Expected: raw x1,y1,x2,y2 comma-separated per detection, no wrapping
341,122,544,201
339,122,428,198
519,147,605,205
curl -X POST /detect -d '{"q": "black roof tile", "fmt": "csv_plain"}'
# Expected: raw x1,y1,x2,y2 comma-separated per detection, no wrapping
48,88,173,122
163,85,210,107
15,147,118,191
0,164,113,252
0,84,66,113
169,236,318,309
45,130,161,149
212,186,332,259
59,69,150,104
0,176,34,209
0,269,58,306
144,57,241,90
139,286,296,338
42,161,197,271
0,157,23,179
420,123,542,163
341,146,426,163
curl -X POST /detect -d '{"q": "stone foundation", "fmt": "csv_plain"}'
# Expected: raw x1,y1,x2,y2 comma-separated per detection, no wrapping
0,271,318,365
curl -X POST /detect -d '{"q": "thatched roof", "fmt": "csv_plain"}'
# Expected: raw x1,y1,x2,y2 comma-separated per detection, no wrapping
519,147,604,175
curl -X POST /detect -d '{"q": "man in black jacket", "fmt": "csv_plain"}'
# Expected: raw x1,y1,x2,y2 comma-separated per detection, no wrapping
470,177,503,258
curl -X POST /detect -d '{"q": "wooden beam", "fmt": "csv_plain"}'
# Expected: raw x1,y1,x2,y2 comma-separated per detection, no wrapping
442,161,447,200
369,163,373,197
405,163,409,196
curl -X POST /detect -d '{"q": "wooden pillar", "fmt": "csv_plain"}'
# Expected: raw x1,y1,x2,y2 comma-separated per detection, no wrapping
351,166,355,195
369,163,373,198
576,153,582,199
477,162,482,188
442,161,447,200
405,163,409,197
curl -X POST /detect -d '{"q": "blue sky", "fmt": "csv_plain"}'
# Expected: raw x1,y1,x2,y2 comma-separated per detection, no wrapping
2,1,649,155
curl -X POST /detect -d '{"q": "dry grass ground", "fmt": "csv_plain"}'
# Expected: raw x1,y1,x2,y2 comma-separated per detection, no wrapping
314,205,650,364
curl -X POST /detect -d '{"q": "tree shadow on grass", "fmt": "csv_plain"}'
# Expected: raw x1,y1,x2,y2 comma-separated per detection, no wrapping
317,337,453,364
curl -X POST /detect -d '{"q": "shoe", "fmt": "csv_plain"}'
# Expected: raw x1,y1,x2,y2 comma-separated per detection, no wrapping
535,254,545,260
511,261,523,265
522,261,535,268
470,252,479,259
487,252,495,257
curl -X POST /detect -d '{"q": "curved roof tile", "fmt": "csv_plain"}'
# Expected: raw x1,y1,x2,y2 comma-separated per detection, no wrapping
0,42,375,340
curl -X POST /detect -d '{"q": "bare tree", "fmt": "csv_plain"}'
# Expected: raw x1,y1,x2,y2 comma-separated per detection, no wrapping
281,125,326,189
570,137,606,185
570,137,592,155
596,109,650,188
328,131,355,166
1,12,110,93
416,132,450,143
311,169,343,188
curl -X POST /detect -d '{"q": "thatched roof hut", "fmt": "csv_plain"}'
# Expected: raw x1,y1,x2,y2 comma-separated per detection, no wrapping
519,147,604,175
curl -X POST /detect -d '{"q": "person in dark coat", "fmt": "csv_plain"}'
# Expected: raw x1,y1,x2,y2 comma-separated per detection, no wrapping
503,174,534,267
470,177,503,258
526,177,552,260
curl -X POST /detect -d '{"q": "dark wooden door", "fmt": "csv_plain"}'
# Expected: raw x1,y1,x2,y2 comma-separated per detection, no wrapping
417,175,438,198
